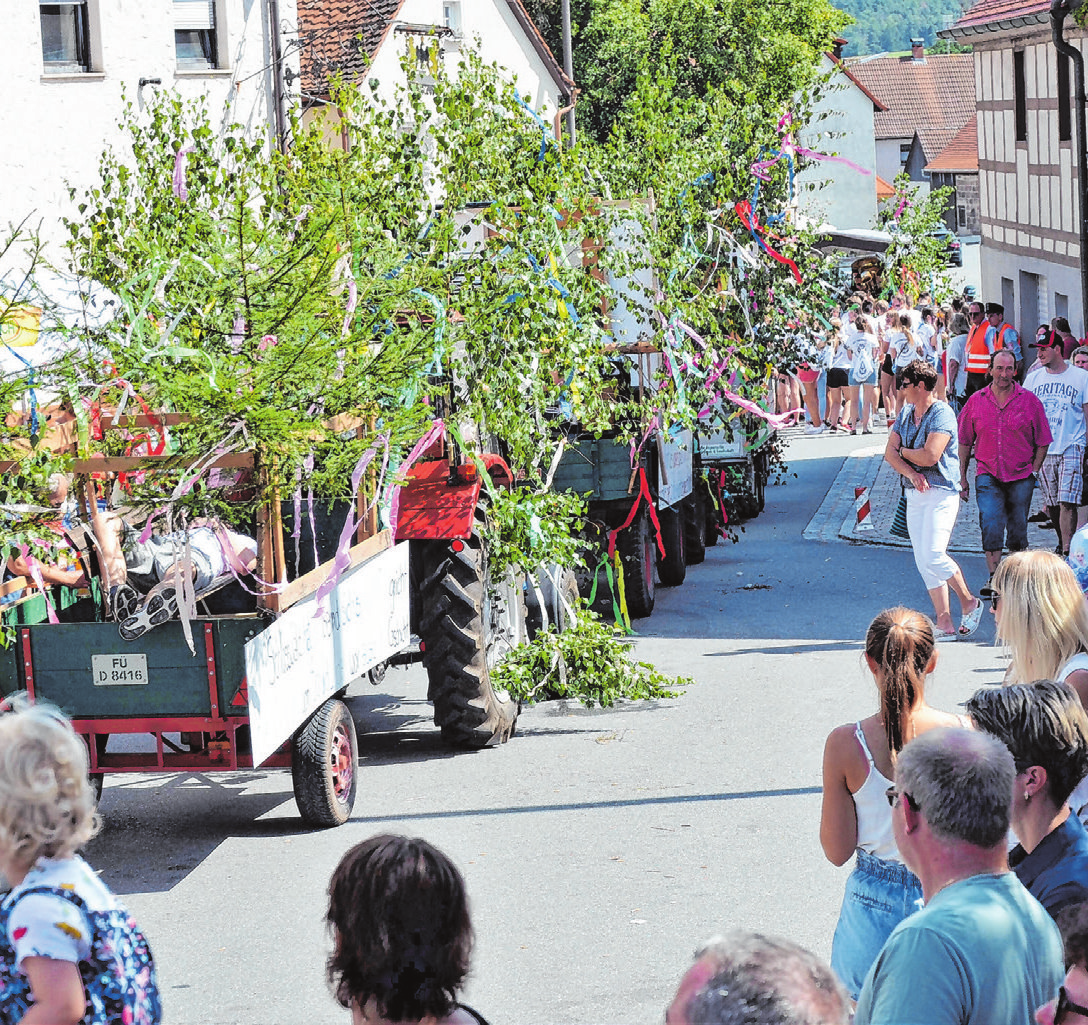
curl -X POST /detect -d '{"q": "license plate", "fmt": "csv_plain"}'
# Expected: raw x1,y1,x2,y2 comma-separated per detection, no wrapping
91,653,149,687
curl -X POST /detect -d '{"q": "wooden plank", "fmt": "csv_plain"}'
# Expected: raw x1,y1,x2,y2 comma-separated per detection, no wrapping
71,452,255,473
0,576,31,599
100,413,191,431
270,530,392,614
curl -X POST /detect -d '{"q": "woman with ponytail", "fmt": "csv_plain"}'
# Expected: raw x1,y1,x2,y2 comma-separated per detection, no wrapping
819,607,970,999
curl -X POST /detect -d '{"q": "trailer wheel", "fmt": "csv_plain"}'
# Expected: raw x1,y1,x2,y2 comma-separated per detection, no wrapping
616,506,656,618
684,492,706,565
418,515,523,748
657,505,687,586
292,698,358,827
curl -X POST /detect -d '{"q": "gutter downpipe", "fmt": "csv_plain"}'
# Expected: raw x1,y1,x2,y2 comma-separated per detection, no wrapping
268,0,288,154
1052,0,1088,335
561,0,576,147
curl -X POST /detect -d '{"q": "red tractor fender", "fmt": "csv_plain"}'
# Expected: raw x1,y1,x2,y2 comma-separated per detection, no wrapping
394,454,514,541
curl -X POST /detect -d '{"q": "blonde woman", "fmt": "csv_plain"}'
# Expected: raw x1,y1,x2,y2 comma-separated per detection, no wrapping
990,549,1088,818
825,319,852,431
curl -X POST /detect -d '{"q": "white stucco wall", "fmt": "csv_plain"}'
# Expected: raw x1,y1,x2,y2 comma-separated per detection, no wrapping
1,0,298,253
364,0,565,116
796,56,878,230
875,138,910,185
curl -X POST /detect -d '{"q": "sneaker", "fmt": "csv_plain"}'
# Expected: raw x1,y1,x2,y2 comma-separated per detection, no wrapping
862,427,873,435
119,585,179,641
804,424,826,436
110,582,141,622
1028,510,1052,524
979,577,995,598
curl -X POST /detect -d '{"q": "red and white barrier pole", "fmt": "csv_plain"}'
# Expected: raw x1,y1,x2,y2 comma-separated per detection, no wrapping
855,487,874,531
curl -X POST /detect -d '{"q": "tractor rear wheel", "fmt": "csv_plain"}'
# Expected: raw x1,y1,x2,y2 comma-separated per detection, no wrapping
418,514,523,748
616,506,656,618
657,505,687,586
684,492,706,565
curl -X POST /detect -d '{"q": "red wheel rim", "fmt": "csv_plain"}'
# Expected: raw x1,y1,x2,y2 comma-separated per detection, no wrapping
329,723,354,804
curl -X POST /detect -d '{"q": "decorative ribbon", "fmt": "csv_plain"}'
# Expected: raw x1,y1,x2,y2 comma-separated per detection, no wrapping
734,202,802,284
172,147,195,202
2,342,38,436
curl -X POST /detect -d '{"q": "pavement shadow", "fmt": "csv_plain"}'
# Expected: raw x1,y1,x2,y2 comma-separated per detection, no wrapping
351,783,823,827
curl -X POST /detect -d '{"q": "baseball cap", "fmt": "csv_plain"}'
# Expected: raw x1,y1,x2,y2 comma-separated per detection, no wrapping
1036,328,1061,348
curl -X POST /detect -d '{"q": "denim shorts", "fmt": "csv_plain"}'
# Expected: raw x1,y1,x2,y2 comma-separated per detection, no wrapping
975,473,1035,552
830,849,923,1000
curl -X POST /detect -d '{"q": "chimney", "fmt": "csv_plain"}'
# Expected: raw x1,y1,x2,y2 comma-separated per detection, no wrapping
911,38,925,61
831,37,845,60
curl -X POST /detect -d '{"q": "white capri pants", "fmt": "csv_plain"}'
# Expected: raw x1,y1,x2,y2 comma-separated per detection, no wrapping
905,486,961,590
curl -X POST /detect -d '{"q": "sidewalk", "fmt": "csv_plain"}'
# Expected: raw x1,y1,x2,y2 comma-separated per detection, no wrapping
799,432,1055,553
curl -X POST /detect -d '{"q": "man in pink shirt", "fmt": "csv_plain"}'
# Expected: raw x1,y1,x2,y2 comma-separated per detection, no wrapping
958,349,1052,593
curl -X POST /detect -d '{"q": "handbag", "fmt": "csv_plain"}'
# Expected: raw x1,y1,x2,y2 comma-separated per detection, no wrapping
890,492,911,539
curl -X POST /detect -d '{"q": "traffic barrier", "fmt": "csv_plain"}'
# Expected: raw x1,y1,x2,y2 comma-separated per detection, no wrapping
854,487,874,531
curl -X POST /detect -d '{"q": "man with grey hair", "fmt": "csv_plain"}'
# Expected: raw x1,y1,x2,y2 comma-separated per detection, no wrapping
855,728,1064,1024
666,931,849,1025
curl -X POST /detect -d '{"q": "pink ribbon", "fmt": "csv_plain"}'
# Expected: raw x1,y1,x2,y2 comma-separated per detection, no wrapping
172,146,195,201
313,433,394,617
17,544,59,625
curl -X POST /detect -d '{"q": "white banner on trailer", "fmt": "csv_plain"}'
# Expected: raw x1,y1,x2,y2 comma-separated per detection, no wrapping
245,541,410,766
657,428,693,509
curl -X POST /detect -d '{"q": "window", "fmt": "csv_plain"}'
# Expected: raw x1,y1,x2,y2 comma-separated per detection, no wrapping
957,204,967,229
900,142,910,167
1059,51,1072,142
1013,50,1027,142
39,1,90,72
443,1,462,36
175,0,218,69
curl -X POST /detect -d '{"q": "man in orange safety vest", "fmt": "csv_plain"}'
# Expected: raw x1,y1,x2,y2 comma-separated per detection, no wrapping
963,301,1021,400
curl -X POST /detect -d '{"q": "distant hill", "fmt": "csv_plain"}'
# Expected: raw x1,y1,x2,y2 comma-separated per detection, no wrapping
835,0,973,57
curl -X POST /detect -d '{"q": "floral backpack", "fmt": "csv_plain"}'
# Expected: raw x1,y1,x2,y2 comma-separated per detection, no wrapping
0,884,161,1025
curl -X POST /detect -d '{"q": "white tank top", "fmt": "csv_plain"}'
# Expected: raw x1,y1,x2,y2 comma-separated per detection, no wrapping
851,722,900,862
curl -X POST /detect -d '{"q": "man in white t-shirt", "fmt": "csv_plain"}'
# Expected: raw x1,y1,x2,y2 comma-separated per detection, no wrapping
1025,330,1088,554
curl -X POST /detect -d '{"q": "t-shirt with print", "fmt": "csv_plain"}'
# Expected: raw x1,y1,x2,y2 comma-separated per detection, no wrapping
3,856,117,969
1025,363,1088,453
849,333,877,381
891,332,921,369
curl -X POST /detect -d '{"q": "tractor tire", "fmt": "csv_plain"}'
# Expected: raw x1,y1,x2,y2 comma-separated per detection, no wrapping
616,506,656,618
684,492,706,565
418,516,523,748
704,475,721,546
755,451,769,513
657,505,687,586
292,698,358,827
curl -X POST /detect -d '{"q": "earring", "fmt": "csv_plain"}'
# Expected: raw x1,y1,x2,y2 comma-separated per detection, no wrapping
1024,792,1031,802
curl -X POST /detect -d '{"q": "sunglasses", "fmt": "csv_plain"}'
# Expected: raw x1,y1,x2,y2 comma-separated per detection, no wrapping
969,310,984,317
989,591,1001,611
885,787,920,811
1055,986,1088,1024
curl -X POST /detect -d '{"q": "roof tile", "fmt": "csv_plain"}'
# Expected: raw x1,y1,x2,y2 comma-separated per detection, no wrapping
846,52,975,160
298,0,406,98
951,0,1049,33
925,115,978,173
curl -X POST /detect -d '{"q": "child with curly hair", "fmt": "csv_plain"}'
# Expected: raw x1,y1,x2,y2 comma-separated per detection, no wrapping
0,700,161,1024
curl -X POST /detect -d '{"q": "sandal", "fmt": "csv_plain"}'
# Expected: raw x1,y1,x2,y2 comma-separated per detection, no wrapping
934,627,959,642
959,599,984,637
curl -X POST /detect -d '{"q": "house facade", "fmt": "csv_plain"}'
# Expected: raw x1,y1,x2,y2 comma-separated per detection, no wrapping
1,1,297,250
941,0,1084,337
925,116,981,235
795,50,884,230
299,0,571,136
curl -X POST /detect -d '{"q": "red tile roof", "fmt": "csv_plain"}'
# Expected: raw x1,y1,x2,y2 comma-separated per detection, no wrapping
926,115,979,173
947,0,1050,35
298,0,405,98
846,53,975,161
875,174,896,199
298,0,570,100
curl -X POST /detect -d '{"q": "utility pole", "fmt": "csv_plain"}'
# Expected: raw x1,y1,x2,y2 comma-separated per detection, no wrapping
561,0,576,147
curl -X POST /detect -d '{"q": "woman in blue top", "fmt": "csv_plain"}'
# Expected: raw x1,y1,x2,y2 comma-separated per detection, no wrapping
965,679,1088,921
884,359,983,640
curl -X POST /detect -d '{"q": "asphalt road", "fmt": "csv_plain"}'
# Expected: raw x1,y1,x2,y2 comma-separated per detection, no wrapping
85,430,1009,1024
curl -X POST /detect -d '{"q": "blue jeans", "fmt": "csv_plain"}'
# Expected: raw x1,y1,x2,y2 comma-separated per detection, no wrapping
975,473,1036,553
830,849,923,1000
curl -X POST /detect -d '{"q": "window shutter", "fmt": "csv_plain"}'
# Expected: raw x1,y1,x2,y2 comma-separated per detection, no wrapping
174,0,215,30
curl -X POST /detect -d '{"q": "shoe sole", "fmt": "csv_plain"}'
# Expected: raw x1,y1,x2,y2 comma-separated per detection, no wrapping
119,587,179,641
